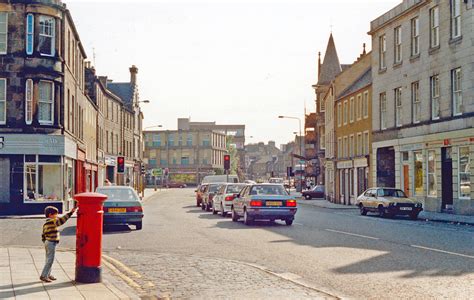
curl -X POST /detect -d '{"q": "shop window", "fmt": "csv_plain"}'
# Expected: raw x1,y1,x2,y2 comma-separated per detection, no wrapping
414,151,423,196
24,155,62,202
459,147,470,199
427,150,437,197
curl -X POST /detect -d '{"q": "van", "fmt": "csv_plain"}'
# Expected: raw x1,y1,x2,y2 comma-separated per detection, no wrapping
201,175,240,184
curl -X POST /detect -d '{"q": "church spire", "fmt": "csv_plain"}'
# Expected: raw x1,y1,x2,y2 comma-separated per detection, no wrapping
317,33,342,86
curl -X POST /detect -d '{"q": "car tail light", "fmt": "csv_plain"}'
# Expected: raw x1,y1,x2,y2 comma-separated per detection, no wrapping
250,200,262,207
126,206,143,213
225,196,234,201
286,200,297,207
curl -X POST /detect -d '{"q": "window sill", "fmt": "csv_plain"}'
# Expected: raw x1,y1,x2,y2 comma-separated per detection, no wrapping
428,45,440,55
449,36,462,45
393,62,403,69
378,68,387,74
409,54,420,62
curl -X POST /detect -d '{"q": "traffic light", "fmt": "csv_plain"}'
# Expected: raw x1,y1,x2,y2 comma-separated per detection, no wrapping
224,155,231,171
117,156,125,174
141,164,146,175
287,166,294,177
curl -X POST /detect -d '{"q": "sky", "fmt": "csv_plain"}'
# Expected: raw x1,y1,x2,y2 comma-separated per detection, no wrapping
67,0,400,146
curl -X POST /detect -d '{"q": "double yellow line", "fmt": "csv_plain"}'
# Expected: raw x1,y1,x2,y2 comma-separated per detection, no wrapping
102,254,155,292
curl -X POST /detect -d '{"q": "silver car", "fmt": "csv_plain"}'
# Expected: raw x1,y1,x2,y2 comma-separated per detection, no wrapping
212,183,247,216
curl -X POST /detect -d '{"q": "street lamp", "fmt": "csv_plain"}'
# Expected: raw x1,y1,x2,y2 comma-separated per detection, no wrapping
278,115,302,157
139,100,150,104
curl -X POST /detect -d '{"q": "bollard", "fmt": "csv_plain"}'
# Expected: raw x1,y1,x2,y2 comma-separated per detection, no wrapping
74,192,108,283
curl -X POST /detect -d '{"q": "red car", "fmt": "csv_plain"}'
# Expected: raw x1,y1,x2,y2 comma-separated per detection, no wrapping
195,184,208,207
166,182,187,188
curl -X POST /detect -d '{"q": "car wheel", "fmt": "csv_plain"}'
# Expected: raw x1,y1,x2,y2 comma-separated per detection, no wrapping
409,212,419,220
243,210,253,226
221,204,227,217
135,222,142,230
285,219,293,226
212,204,217,215
231,208,238,222
305,194,311,200
378,206,386,218
359,204,368,216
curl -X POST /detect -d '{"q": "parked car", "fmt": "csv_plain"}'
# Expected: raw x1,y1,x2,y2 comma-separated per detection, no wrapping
195,183,209,207
212,183,247,216
201,183,224,211
232,183,297,225
96,186,144,230
166,182,187,188
356,187,423,219
202,175,240,184
301,185,325,200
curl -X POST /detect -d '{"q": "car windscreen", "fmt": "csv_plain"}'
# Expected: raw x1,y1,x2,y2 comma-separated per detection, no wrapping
226,185,245,194
380,189,406,198
208,185,221,193
97,188,140,201
249,185,288,196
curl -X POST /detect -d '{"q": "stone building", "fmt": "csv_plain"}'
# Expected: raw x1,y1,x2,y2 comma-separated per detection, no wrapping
370,0,473,215
0,0,145,215
144,129,227,185
334,52,372,205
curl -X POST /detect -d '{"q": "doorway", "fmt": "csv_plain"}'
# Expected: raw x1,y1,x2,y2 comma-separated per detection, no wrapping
403,165,410,196
441,147,453,209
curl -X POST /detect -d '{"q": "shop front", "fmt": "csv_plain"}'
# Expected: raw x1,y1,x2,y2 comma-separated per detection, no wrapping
0,134,77,215
373,129,473,215
336,160,353,205
105,155,116,184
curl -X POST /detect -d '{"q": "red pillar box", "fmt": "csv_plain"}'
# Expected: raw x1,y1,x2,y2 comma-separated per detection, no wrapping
74,192,108,283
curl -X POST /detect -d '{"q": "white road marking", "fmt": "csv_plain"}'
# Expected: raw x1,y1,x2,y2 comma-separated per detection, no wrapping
294,222,304,226
325,229,379,240
411,245,474,259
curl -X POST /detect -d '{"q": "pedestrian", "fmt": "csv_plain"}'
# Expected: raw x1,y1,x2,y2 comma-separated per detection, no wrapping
40,206,76,282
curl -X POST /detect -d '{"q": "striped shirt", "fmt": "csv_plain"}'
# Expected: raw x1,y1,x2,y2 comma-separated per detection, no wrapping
41,212,73,242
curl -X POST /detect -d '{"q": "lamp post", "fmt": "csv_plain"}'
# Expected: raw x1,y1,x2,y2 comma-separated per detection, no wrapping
278,116,302,158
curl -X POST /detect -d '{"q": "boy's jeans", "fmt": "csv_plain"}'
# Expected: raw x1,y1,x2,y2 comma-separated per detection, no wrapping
40,240,57,278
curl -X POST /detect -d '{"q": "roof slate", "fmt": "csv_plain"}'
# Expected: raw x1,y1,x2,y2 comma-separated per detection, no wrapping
337,68,372,99
107,82,134,107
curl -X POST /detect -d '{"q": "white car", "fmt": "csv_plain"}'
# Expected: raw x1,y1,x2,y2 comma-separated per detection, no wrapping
212,183,247,216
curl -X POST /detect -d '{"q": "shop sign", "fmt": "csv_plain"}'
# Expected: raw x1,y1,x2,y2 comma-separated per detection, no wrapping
354,158,368,168
152,168,163,176
105,156,116,166
400,143,423,152
337,160,353,169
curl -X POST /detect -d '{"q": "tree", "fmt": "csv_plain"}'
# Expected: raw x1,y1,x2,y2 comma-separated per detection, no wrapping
226,136,240,175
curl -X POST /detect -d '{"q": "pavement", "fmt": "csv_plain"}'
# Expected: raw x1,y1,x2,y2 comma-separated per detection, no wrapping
0,247,137,300
296,197,474,225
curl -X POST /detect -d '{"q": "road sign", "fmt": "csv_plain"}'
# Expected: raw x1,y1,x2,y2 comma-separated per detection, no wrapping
152,168,163,177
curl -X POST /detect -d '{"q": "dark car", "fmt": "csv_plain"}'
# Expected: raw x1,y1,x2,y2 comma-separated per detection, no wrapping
166,182,187,188
96,186,144,230
302,185,325,200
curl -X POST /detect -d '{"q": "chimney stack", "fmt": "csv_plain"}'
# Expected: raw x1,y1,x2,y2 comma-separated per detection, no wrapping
129,65,138,85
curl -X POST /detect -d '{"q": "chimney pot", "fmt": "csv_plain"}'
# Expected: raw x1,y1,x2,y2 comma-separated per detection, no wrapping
129,65,138,85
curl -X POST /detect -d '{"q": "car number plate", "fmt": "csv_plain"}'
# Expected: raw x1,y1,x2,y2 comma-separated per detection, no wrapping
266,201,282,206
109,208,126,213
400,207,412,211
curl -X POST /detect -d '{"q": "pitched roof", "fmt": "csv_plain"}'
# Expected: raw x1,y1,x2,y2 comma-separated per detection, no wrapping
107,82,134,107
337,67,372,99
317,34,342,86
